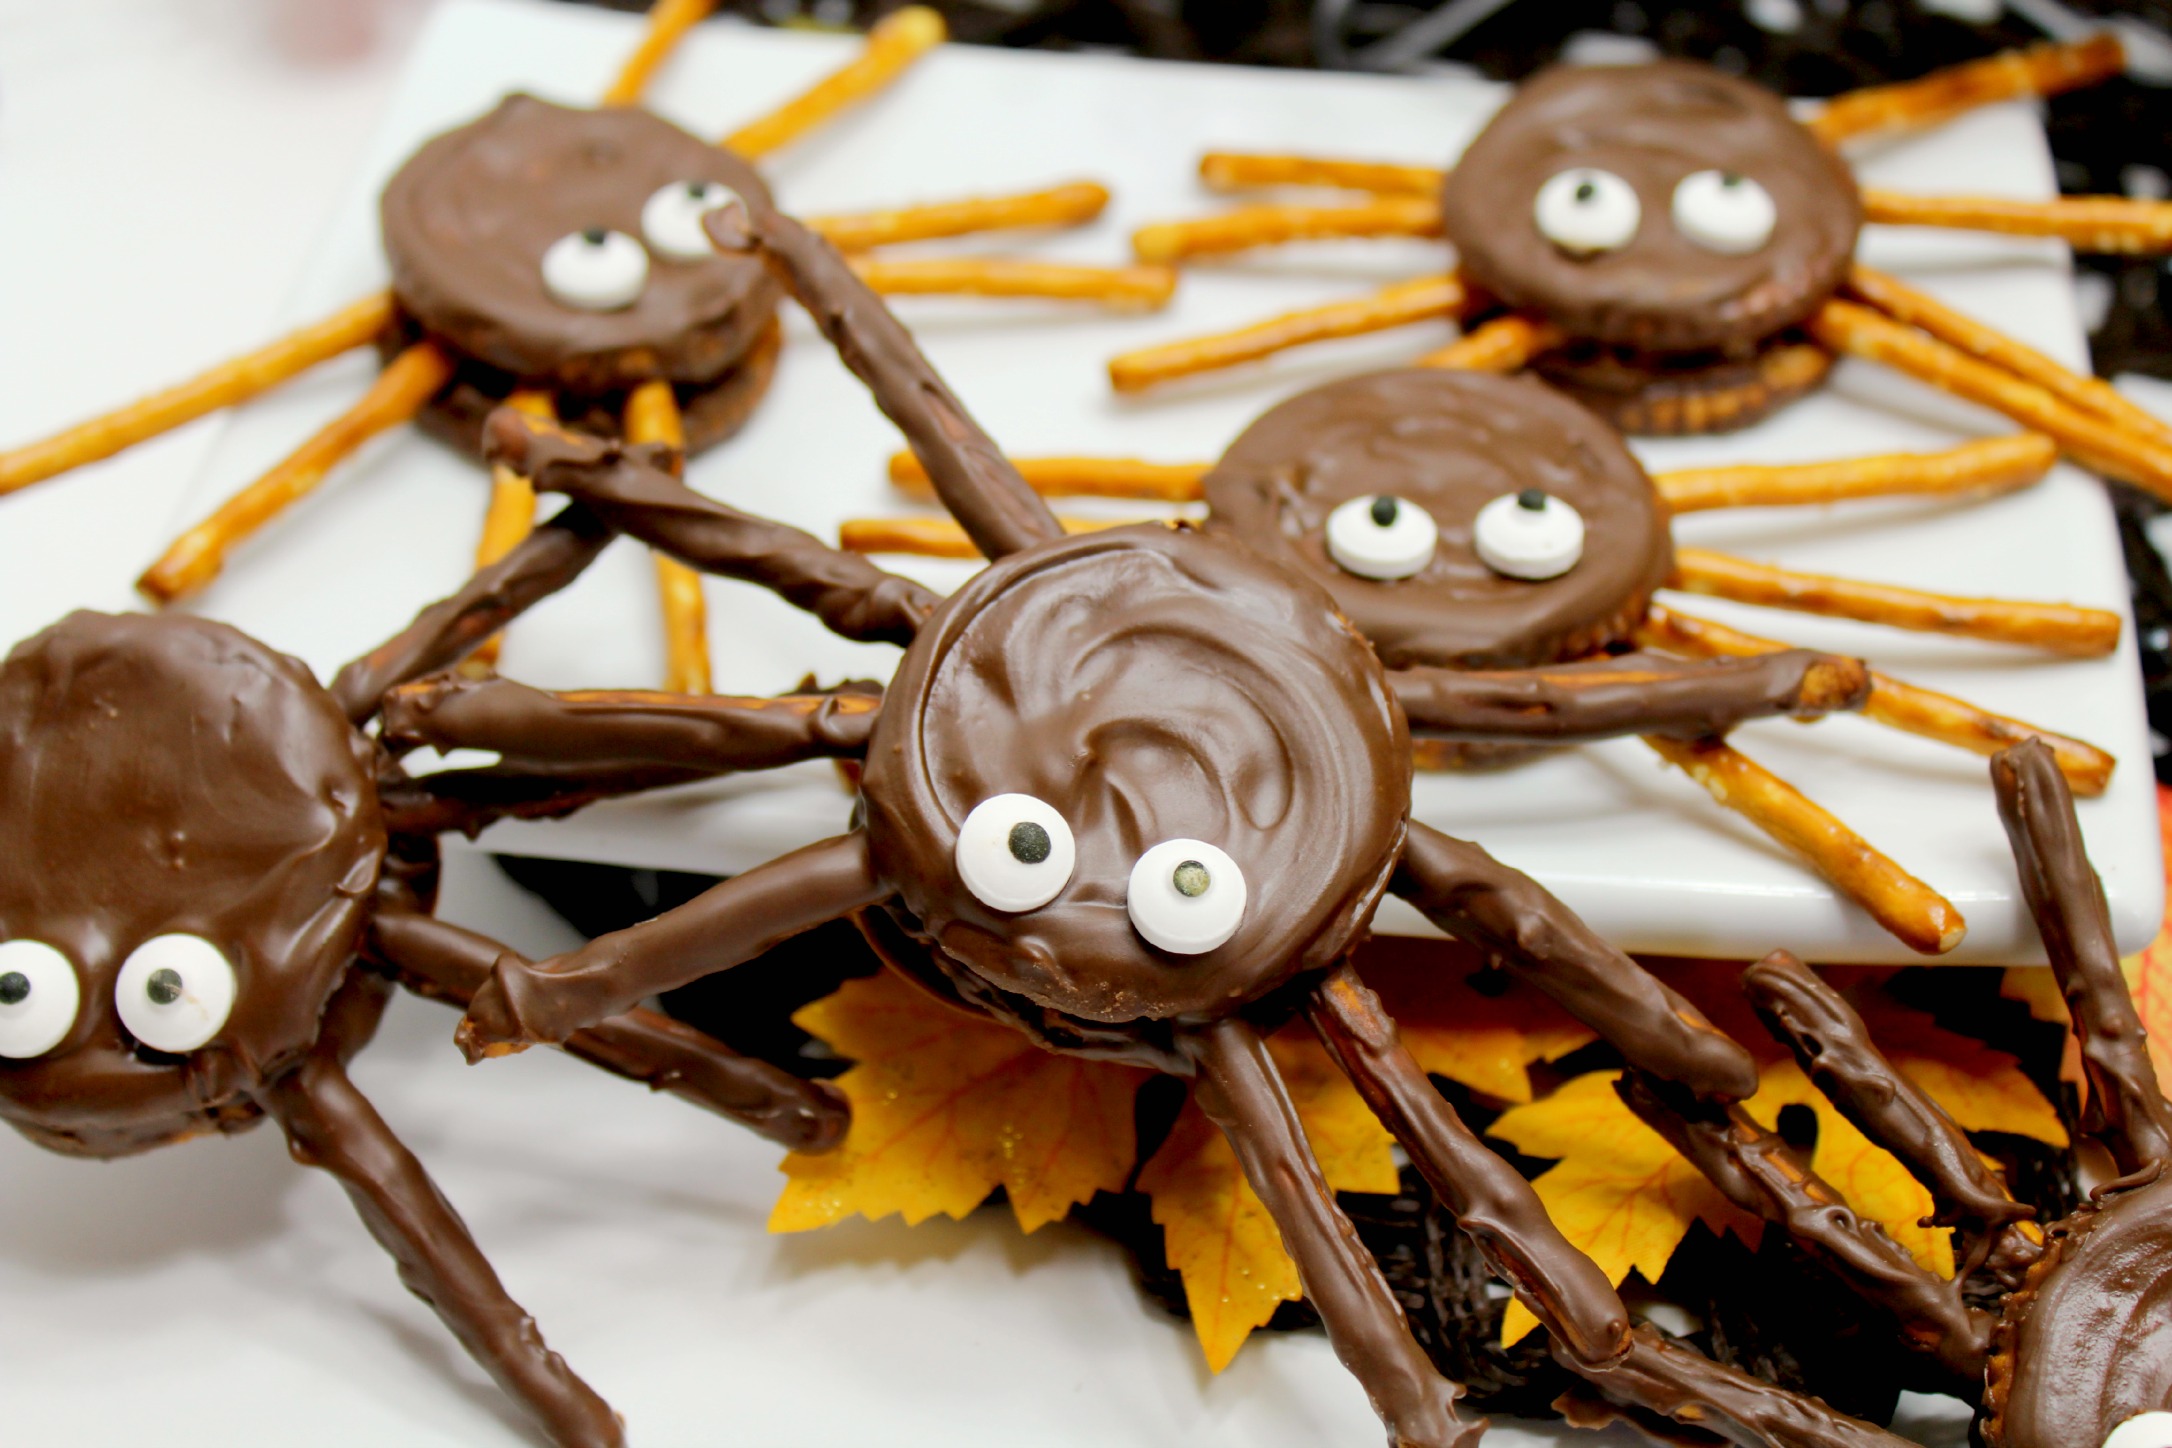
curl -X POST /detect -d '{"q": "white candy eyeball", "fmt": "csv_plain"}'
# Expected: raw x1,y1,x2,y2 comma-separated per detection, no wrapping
540,228,649,311
1533,167,1641,254
2104,1412,2172,1448
1127,840,1246,956
956,794,1077,913
642,180,743,261
0,939,81,1060
1325,494,1439,581
1672,170,1777,255
115,935,237,1055
1474,489,1585,581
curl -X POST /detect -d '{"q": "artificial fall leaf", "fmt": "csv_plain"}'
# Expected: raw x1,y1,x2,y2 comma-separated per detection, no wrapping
770,968,1148,1234
1361,938,1597,1103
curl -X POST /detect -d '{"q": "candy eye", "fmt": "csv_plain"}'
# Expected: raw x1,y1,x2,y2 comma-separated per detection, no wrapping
1672,170,1777,255
114,935,237,1055
642,180,743,261
1127,840,1246,955
540,228,649,311
1533,168,1640,254
1474,489,1585,581
2103,1413,2172,1448
0,939,81,1060
956,794,1077,913
1325,494,1438,581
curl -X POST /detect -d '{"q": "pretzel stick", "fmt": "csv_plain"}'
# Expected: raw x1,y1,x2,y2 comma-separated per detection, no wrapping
623,379,711,695
1198,151,1447,197
808,182,1108,252
1808,34,2126,147
137,339,454,604
1643,734,1965,955
466,391,557,674
1670,547,2121,656
1861,188,2172,255
1656,433,2056,514
1415,313,1568,372
597,0,715,106
1132,195,1443,265
839,513,1149,558
0,291,395,498
849,256,1176,310
1638,605,2114,796
720,6,944,160
1107,274,1468,393
1805,299,2172,502
887,451,1206,501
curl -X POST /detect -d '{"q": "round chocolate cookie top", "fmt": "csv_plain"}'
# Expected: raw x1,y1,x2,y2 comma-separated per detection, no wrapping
1442,61,1861,354
0,613,385,1158
1201,370,1673,670
382,94,782,389
861,526,1409,1026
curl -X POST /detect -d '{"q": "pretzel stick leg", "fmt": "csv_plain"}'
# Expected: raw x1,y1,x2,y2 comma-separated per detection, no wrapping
1415,314,1567,373
887,451,1206,502
1861,188,2172,256
1637,606,2115,795
1132,195,1444,264
1199,151,1448,197
1669,546,2122,657
1808,34,2126,147
466,390,555,674
624,380,710,694
809,182,1108,252
1107,273,1468,393
850,256,1176,311
720,6,944,160
1655,433,2056,514
0,291,395,498
137,339,455,605
840,513,1151,558
1642,734,1965,955
597,0,715,107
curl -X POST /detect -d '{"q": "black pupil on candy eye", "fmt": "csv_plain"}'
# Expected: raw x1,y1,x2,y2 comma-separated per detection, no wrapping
1173,861,1211,898
1008,821,1052,864
0,972,27,1006
1574,179,1597,203
1369,496,1400,528
1517,489,1547,511
1720,172,1742,189
146,968,184,1006
582,228,607,246
687,182,708,199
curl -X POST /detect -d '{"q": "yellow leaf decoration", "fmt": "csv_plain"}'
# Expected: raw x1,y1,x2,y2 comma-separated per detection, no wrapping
2125,784,2172,1089
1362,938,1597,1103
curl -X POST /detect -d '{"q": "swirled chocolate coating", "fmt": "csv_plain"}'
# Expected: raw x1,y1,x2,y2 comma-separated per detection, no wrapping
861,525,1410,1025
1201,370,1672,670
382,95,782,391
1442,61,1861,353
0,613,386,1157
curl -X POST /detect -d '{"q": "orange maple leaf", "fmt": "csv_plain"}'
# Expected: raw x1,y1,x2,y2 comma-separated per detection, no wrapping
1361,938,1597,1103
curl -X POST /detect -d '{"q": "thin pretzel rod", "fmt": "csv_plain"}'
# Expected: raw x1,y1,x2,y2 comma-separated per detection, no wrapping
597,0,715,106
1637,606,2116,795
1808,298,2172,501
1643,734,1965,955
1392,820,1759,1100
1107,273,1469,393
1390,649,1868,745
137,340,456,604
838,513,1149,559
888,450,1207,502
850,256,1177,311
1655,433,2056,514
468,390,556,673
488,411,937,645
1670,546,2122,657
808,182,1109,252
1186,1017,1479,1446
262,974,626,1448
1992,739,2172,1173
1569,1326,1922,1448
0,291,395,498
379,763,718,840
1861,188,2172,255
1615,1069,1993,1393
624,380,711,694
1308,965,1631,1369
1132,195,1443,265
707,195,1061,559
457,831,888,1057
1199,151,1448,197
1846,267,2172,450
1414,313,1568,372
719,6,944,160
1808,34,2126,147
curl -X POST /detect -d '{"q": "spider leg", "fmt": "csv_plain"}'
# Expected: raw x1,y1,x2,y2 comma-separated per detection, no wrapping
811,182,1109,251
597,0,715,107
1808,35,2124,147
1107,275,1469,393
262,972,625,1448
1414,313,1565,372
1992,739,2172,1176
1186,1015,1479,1448
1860,189,2172,257
720,7,944,161
623,379,713,694
849,256,1177,311
840,513,1153,558
1197,152,1447,197
466,390,556,673
887,450,1208,502
1655,433,2056,514
1132,195,1444,265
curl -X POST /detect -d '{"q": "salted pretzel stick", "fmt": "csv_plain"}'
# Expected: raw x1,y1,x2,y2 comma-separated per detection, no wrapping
808,182,1108,253
1670,547,2121,657
0,291,396,498
849,256,1175,310
597,0,715,107
1643,734,1965,955
888,451,1207,502
466,391,557,673
1808,34,2126,147
1198,151,1447,197
1108,274,1468,393
137,340,455,604
1132,195,1443,265
1655,433,2055,514
1415,313,1568,373
839,513,1147,559
624,379,711,695
720,6,944,160
1638,606,2115,796
1861,188,2172,255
